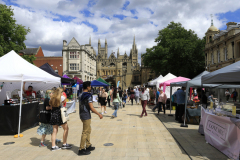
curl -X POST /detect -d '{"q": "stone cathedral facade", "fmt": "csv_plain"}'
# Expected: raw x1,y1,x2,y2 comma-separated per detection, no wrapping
96,36,142,89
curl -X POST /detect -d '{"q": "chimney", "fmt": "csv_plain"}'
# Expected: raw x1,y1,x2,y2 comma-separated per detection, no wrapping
63,40,67,46
226,22,237,29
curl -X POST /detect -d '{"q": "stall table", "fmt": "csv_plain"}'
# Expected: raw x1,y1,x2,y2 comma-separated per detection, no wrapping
0,102,39,135
200,107,240,160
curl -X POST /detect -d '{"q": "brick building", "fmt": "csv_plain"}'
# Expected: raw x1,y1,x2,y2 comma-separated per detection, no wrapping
19,46,63,76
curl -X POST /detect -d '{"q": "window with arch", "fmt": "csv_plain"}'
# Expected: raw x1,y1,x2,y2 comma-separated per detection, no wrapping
110,63,115,67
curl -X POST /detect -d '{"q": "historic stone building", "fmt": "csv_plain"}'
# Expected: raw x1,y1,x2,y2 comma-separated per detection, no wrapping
62,37,97,81
205,20,240,71
96,36,141,89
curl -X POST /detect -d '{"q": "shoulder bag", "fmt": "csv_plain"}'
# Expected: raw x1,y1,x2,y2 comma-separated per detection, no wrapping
60,104,69,123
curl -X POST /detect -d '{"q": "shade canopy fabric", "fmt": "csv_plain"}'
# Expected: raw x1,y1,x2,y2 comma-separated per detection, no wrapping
73,76,83,85
96,77,111,86
156,73,176,89
91,80,109,87
39,63,75,85
148,75,163,86
0,51,60,83
202,60,240,85
159,77,191,92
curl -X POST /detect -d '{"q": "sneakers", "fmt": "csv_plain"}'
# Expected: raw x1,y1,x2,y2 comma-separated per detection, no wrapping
39,142,48,147
78,149,91,156
111,115,115,119
86,145,95,151
62,143,72,149
101,112,104,115
104,111,107,114
51,146,61,151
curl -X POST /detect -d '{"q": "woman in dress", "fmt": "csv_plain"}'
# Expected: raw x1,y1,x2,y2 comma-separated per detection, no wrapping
100,88,108,115
37,90,61,147
111,89,122,118
49,88,72,151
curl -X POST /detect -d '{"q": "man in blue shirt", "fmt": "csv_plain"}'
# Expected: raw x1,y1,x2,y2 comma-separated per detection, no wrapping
173,87,186,123
152,88,160,112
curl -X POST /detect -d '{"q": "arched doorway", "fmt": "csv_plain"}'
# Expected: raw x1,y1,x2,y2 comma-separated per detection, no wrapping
105,77,116,88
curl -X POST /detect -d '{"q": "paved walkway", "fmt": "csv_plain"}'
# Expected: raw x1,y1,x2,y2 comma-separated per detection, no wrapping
0,102,229,160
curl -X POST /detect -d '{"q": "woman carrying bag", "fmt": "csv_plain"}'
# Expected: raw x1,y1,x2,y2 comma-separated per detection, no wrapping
49,88,72,151
158,89,167,115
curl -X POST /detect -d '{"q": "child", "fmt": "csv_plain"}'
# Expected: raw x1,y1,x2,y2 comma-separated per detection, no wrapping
122,91,127,108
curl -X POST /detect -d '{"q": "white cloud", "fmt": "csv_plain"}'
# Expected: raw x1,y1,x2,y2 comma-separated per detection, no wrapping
3,0,240,64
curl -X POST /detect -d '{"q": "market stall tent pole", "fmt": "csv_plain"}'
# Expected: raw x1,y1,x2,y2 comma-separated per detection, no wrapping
181,84,189,128
18,79,23,137
168,86,174,116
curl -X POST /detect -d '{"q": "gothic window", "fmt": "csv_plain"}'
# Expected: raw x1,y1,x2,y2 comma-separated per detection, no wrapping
111,70,113,75
101,63,104,67
110,63,115,67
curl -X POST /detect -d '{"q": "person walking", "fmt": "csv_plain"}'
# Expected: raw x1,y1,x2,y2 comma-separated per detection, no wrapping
111,89,122,118
49,88,72,151
122,91,127,108
100,88,108,114
152,88,160,112
127,87,131,102
157,89,167,115
225,89,230,102
129,88,135,106
78,81,103,155
134,88,140,105
97,88,102,108
118,87,123,108
107,86,113,107
173,87,186,123
139,87,150,117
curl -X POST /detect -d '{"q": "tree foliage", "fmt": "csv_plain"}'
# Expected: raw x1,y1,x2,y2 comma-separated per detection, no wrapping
142,22,206,79
0,4,30,57
21,55,36,64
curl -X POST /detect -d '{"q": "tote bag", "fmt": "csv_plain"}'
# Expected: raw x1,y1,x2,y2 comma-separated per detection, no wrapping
61,107,69,123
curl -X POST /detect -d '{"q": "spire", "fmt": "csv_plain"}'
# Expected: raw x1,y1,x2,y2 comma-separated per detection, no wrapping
117,48,119,54
211,14,213,26
98,39,100,43
133,35,135,44
89,36,91,45
105,38,107,44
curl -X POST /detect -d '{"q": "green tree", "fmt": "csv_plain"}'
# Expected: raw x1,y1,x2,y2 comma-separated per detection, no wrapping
142,22,206,79
0,4,30,58
21,55,36,64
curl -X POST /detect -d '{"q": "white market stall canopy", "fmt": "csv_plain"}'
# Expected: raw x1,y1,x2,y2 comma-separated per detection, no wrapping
156,73,176,89
0,50,61,83
148,75,163,86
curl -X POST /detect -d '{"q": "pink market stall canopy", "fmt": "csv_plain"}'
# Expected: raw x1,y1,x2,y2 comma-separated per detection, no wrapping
159,76,191,92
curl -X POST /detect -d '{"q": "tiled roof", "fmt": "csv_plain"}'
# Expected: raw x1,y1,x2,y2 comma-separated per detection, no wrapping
19,47,39,55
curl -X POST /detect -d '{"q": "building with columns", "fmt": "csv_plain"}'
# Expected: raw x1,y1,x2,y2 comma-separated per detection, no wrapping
205,20,240,72
96,36,141,89
62,37,97,81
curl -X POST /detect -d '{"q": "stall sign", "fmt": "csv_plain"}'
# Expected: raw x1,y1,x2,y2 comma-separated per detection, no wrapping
202,109,240,160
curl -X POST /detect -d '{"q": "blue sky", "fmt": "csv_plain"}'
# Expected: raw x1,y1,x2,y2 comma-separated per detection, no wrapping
1,0,240,60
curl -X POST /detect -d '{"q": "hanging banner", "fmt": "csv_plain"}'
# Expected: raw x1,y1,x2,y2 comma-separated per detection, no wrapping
201,108,240,160
117,81,120,88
